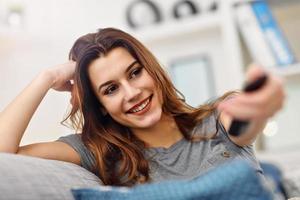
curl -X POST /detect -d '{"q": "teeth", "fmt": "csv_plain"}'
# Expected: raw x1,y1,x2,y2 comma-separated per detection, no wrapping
130,98,150,113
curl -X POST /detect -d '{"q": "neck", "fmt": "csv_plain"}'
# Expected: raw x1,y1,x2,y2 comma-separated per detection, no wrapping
131,114,183,148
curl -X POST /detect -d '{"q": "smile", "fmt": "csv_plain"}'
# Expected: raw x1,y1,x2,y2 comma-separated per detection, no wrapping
127,95,152,114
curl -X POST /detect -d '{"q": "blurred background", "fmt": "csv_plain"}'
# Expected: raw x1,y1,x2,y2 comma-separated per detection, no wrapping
0,0,300,156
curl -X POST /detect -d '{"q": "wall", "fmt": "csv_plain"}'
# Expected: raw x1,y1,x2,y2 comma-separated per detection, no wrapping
0,0,225,145
0,0,299,153
0,0,129,144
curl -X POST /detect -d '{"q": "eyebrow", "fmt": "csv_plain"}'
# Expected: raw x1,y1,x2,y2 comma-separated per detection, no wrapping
97,60,138,93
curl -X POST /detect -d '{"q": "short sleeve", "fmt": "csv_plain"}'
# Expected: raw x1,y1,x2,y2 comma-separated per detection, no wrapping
193,111,263,175
217,120,263,174
57,134,96,173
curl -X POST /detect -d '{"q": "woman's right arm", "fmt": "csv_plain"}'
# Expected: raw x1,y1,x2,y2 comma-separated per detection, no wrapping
0,62,80,165
0,70,56,153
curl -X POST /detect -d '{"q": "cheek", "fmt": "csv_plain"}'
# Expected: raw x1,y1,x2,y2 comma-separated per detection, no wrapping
145,76,163,105
157,89,163,105
101,97,123,116
151,81,163,104
144,75,158,91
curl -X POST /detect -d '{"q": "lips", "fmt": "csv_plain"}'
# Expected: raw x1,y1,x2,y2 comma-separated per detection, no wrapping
126,95,153,114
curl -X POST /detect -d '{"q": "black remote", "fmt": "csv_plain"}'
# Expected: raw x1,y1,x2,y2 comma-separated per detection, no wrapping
228,74,268,136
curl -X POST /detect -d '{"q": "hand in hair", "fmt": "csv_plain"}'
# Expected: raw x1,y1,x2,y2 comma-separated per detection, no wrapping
0,60,77,154
48,61,76,92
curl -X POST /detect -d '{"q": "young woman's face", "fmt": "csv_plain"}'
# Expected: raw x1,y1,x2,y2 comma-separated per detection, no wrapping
88,47,163,129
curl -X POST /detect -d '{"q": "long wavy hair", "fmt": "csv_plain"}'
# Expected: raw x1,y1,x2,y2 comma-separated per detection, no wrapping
64,28,234,186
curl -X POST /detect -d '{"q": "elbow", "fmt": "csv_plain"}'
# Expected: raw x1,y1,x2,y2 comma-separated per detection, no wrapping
0,146,19,154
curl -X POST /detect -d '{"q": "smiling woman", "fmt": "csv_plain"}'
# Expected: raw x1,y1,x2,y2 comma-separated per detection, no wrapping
0,28,285,189
86,48,163,130
66,28,229,185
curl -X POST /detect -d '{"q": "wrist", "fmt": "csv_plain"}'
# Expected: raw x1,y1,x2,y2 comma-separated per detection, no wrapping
38,69,57,89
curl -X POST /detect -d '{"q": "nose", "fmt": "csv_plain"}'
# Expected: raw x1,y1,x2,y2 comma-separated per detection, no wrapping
123,82,141,102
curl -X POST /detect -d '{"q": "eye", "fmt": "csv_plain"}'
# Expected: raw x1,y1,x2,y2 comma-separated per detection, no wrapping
130,67,143,79
104,84,118,95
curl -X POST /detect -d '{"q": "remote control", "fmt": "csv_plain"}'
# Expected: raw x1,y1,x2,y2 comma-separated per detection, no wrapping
228,74,268,136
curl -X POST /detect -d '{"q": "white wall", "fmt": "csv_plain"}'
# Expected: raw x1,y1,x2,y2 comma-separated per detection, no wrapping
0,0,225,145
0,0,299,153
0,0,130,145
264,77,300,152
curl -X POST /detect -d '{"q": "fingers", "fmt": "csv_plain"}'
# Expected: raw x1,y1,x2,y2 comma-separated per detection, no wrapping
64,81,74,92
50,61,76,91
239,76,284,105
53,80,73,92
245,64,266,83
218,68,285,121
219,93,283,120
62,61,76,80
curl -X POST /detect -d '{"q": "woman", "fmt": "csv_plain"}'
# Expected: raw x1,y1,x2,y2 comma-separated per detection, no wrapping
0,28,285,186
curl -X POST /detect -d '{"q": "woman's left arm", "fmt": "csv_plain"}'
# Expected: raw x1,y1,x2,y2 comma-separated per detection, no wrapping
218,65,285,147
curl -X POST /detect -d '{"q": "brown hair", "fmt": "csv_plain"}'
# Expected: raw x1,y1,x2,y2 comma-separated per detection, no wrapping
65,28,234,186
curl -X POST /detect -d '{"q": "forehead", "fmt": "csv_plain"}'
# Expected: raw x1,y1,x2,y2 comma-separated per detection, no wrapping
87,47,136,87
89,47,134,72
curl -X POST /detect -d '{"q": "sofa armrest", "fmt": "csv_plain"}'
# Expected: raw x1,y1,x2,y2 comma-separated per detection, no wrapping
0,153,102,200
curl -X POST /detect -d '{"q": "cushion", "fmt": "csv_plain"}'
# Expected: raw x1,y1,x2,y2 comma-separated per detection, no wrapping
0,153,102,200
71,160,274,200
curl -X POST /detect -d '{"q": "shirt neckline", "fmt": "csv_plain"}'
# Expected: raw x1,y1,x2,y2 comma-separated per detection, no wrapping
146,137,186,154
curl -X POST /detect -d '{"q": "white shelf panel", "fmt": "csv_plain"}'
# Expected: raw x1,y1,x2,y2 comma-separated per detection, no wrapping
275,63,300,78
130,13,222,44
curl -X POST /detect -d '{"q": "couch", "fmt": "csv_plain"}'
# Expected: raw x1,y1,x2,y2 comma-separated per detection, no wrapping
0,153,102,200
1,152,299,200
257,150,300,199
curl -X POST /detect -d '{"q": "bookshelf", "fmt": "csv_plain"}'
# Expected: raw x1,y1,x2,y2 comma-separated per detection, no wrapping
276,63,300,78
234,0,300,152
128,0,245,96
132,12,222,43
127,0,300,152
129,0,300,90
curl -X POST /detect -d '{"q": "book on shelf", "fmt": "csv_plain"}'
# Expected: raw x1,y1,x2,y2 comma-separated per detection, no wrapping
270,0,300,68
235,0,297,68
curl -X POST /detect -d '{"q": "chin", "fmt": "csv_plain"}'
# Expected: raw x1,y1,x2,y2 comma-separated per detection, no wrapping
134,108,163,129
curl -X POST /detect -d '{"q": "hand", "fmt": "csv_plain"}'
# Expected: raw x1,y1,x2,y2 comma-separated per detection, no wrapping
218,64,285,121
48,61,76,92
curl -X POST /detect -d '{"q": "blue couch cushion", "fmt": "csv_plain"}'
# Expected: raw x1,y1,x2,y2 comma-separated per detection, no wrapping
71,160,274,200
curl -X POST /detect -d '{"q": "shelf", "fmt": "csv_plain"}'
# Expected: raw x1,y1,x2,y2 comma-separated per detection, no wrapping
274,63,300,78
129,12,222,44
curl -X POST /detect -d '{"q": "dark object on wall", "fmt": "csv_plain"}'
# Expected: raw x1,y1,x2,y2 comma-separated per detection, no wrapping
125,0,162,29
172,0,199,19
209,1,219,12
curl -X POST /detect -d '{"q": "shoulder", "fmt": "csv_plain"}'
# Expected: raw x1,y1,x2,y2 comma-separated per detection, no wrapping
191,111,219,137
57,133,85,150
57,133,82,142
191,110,252,150
57,134,96,171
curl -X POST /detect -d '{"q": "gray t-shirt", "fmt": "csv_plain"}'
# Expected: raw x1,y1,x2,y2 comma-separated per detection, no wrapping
57,114,262,183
